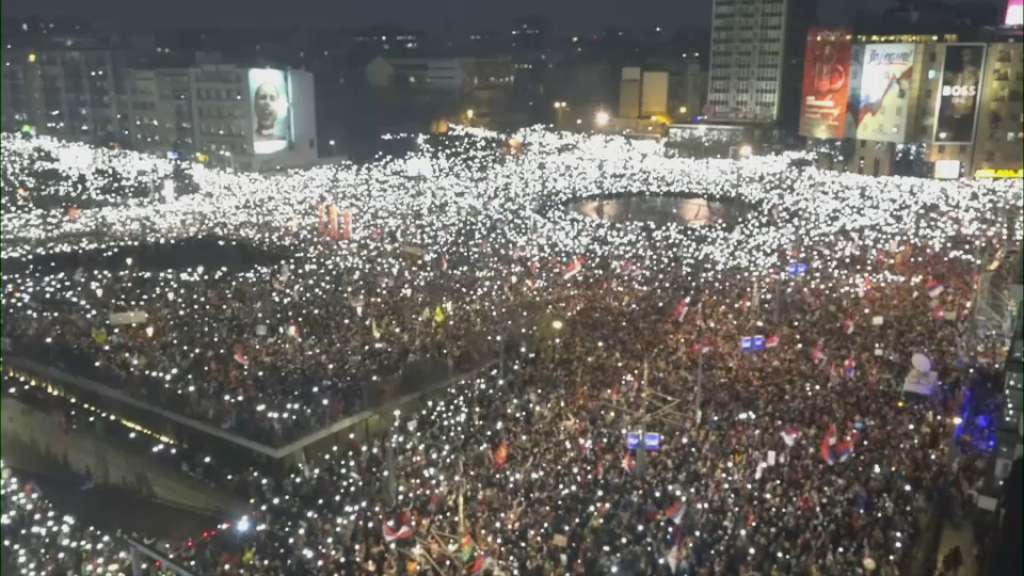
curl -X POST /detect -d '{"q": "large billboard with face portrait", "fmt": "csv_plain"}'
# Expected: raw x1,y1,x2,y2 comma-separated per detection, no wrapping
855,44,917,143
933,44,986,145
249,68,291,155
799,28,853,140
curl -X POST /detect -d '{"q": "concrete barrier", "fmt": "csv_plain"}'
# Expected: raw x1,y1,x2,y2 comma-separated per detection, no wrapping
0,396,243,518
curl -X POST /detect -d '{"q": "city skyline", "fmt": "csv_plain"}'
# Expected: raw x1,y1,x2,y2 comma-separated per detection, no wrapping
3,0,985,34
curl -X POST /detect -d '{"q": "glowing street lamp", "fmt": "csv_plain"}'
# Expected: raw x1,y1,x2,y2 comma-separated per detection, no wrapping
594,110,610,128
553,101,568,127
551,319,564,331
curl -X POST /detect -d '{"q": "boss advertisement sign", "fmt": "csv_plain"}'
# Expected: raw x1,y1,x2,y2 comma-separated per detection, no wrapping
934,44,985,145
249,68,292,155
799,28,853,140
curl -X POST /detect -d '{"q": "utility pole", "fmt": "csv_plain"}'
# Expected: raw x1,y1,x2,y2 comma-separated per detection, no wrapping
695,299,705,427
457,456,466,535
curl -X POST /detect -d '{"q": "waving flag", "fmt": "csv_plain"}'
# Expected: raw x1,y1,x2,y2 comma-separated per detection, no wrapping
842,318,855,335
781,426,801,447
232,344,249,366
665,531,687,572
382,522,414,543
664,500,685,524
460,534,476,563
820,424,859,465
843,356,857,378
811,341,826,364
470,556,494,575
622,452,637,473
926,278,945,299
765,334,780,349
563,257,585,280
670,299,689,323
494,440,509,469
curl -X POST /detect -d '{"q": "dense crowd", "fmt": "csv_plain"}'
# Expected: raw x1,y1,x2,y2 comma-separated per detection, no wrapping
1,128,1020,575
0,466,177,576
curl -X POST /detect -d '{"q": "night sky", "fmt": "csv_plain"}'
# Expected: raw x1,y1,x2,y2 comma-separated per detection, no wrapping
3,0,935,34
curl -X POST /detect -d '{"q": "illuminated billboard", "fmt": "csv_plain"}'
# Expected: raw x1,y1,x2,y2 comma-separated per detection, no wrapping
934,44,985,144
1007,0,1024,26
799,28,853,139
249,68,291,155
855,44,917,143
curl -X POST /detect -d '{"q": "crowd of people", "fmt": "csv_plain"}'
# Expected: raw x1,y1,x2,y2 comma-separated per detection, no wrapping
1,127,1021,575
0,466,178,576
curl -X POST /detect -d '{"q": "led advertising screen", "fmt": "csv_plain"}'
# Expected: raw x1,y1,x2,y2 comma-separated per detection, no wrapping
934,44,985,144
855,44,917,143
799,28,853,140
249,68,291,155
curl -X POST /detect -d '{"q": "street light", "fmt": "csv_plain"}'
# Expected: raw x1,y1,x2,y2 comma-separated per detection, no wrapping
551,319,564,331
594,110,610,128
465,109,475,121
553,101,568,127
678,105,688,115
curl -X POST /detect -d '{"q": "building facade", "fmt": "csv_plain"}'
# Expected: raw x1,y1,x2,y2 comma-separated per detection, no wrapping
800,33,1024,179
2,47,124,143
3,52,317,171
706,0,803,124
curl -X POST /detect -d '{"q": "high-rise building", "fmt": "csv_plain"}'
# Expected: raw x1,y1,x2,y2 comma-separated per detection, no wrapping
2,47,125,142
706,0,814,125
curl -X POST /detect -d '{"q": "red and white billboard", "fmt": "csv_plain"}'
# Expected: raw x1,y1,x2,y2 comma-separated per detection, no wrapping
799,28,853,140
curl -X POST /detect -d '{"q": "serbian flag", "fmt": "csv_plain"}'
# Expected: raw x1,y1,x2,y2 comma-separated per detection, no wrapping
665,532,687,572
780,426,801,447
664,500,685,524
564,257,585,280
622,452,637,473
765,334,780,349
843,356,857,378
820,424,838,464
926,278,945,299
470,556,493,575
670,299,689,323
493,441,509,469
232,344,249,366
842,318,855,335
820,425,858,465
811,341,826,364
382,521,414,542
691,339,713,355
834,432,858,462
